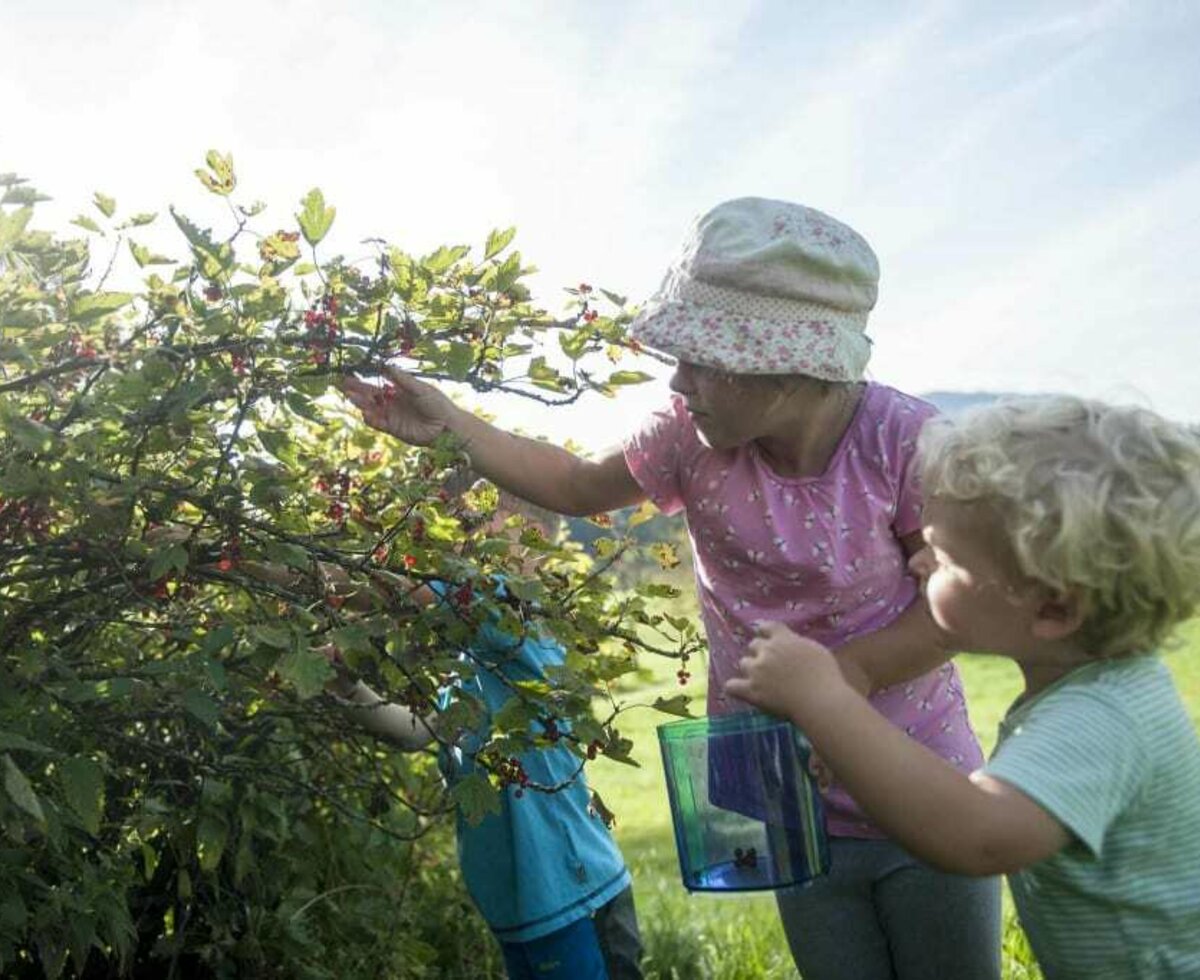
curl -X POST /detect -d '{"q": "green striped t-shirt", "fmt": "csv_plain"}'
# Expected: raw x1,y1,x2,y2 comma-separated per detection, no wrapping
985,656,1200,980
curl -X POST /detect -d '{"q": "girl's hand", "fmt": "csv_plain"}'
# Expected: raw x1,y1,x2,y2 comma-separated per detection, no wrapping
724,621,844,722
342,366,456,447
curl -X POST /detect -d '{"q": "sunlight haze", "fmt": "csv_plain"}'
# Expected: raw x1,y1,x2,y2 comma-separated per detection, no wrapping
3,0,1198,449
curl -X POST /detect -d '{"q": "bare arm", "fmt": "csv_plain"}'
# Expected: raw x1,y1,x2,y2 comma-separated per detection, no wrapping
329,677,436,751
237,560,434,613
726,624,1070,876
836,532,955,695
343,367,646,516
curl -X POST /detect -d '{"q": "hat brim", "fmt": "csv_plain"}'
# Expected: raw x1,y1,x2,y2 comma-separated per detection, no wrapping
630,297,870,382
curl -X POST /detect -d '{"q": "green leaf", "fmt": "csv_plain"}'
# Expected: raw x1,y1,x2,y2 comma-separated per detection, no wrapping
147,543,188,580
128,240,173,267
626,500,659,529
558,330,591,361
0,731,55,756
444,341,475,381
199,624,236,657
6,415,59,452
93,191,116,218
71,214,103,235
650,541,681,570
0,185,49,206
504,576,544,602
601,288,627,307
70,290,134,323
251,624,292,649
264,540,311,569
2,754,44,823
651,694,695,718
196,813,229,871
635,581,681,599
296,188,335,246
284,391,322,423
276,646,334,700
169,206,215,251
195,150,236,196
492,696,537,734
483,226,516,260
0,205,32,251
59,757,105,835
256,427,295,464
329,624,373,654
422,244,470,274
450,772,502,826
606,370,654,386
183,689,221,730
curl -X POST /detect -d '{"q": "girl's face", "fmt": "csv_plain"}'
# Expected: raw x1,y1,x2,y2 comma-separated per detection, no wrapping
668,361,783,450
908,499,1043,655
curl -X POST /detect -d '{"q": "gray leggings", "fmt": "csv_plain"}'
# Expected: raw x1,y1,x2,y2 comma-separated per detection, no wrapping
776,838,1001,980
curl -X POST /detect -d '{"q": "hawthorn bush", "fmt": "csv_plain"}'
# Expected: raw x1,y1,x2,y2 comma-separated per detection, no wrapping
0,155,703,978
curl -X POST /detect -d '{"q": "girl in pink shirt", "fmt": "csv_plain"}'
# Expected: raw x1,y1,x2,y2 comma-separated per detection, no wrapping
345,197,1000,980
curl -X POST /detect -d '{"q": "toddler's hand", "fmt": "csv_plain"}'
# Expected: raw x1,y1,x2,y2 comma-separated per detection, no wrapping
724,621,843,722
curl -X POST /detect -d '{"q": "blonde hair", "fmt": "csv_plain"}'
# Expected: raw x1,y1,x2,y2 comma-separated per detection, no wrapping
919,396,1200,658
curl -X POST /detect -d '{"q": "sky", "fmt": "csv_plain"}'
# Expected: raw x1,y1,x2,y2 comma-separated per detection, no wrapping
3,0,1199,448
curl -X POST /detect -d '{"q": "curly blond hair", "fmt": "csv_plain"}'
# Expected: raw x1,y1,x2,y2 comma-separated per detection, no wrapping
918,396,1200,658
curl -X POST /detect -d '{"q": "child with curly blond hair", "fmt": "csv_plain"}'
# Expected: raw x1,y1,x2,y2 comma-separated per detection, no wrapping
729,395,1200,979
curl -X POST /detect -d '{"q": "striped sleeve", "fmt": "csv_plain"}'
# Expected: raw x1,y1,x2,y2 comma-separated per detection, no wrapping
984,687,1148,856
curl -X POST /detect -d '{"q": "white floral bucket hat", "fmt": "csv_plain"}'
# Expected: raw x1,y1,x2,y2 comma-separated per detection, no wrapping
630,197,879,381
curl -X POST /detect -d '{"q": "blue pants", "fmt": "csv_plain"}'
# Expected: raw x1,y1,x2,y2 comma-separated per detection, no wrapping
499,886,642,980
776,838,1002,980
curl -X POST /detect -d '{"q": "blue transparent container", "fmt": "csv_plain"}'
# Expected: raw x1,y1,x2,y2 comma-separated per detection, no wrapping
657,711,830,893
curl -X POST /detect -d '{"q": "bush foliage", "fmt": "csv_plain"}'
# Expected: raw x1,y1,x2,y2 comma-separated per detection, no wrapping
0,155,703,977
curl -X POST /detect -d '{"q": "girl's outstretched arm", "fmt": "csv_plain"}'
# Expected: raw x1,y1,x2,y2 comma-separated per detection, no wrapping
344,366,646,516
726,622,1070,876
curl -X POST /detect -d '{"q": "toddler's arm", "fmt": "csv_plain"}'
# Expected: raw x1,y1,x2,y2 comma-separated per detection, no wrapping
835,598,954,695
835,531,955,694
726,622,1070,876
343,366,646,516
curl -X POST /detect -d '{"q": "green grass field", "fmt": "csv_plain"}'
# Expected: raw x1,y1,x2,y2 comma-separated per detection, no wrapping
588,617,1200,980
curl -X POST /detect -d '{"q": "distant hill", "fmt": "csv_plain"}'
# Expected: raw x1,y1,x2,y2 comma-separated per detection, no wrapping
919,390,1005,414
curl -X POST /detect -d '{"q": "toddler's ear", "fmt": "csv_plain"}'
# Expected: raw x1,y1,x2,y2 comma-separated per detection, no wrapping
1030,589,1085,641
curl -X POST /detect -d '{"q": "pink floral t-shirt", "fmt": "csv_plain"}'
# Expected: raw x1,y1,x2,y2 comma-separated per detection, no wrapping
624,383,983,838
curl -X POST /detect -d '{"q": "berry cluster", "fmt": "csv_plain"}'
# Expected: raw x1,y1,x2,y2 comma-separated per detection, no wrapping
585,738,604,761
495,756,530,797
301,294,340,366
315,468,358,524
215,534,241,572
0,495,54,544
541,718,561,743
52,330,99,362
677,653,692,686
